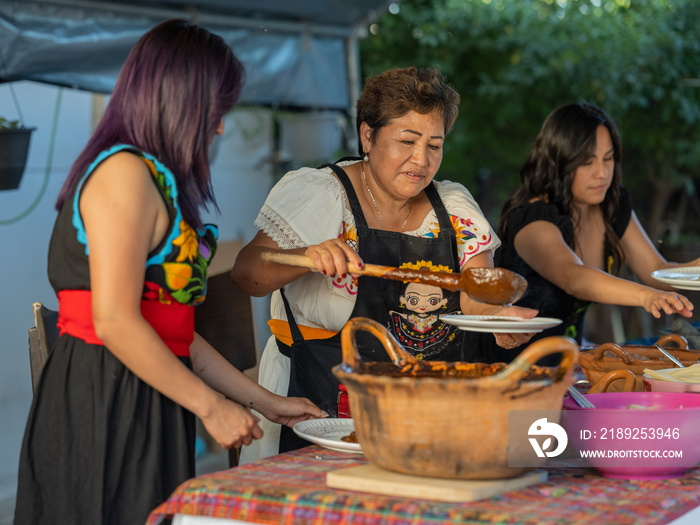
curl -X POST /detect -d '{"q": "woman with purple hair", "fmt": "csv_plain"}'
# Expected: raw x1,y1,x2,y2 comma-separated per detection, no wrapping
14,19,324,525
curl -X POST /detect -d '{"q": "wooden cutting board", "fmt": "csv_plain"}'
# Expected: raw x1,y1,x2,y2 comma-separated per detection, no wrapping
326,464,547,502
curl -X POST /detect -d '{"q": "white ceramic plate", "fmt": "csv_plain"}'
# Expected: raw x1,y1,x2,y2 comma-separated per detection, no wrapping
292,418,362,454
440,314,562,333
651,267,700,291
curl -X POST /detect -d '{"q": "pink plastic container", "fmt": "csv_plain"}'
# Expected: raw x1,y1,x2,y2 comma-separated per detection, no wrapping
561,392,700,479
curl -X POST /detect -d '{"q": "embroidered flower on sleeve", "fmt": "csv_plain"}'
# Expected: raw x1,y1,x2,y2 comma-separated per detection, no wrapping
330,223,359,294
172,221,199,262
451,215,491,255
341,221,358,251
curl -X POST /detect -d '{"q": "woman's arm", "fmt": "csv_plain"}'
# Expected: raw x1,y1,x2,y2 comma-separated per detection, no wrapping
233,167,364,296
232,231,363,297
190,333,326,427
231,231,309,296
620,211,700,287
514,219,693,318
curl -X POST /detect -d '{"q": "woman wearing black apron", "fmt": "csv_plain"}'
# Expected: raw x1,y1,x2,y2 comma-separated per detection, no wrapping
232,67,536,461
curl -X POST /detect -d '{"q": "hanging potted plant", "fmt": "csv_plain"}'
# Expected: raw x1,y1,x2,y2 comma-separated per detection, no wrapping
0,117,35,191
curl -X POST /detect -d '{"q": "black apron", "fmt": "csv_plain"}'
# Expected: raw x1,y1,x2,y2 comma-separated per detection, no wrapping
277,160,465,452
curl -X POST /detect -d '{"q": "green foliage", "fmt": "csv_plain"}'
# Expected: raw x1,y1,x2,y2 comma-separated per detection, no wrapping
0,117,21,129
360,0,700,229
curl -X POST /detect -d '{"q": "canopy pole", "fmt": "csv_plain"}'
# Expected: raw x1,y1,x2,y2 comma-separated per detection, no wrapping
346,32,361,151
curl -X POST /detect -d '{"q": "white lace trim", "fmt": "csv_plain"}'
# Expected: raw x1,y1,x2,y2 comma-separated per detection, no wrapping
254,206,308,249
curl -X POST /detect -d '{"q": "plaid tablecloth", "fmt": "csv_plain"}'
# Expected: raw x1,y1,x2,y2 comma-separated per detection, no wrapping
147,446,700,525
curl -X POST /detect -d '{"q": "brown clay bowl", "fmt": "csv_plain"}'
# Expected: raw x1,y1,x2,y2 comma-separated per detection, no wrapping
578,334,698,392
334,317,579,480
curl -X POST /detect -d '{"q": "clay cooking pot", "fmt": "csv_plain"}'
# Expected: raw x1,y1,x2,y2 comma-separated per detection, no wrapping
334,317,579,480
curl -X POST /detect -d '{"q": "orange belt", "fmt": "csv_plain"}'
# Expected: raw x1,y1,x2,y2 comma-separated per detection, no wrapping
268,319,337,347
269,318,352,419
57,290,194,356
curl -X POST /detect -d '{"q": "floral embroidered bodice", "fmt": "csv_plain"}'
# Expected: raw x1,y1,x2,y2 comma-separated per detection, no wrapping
48,144,217,306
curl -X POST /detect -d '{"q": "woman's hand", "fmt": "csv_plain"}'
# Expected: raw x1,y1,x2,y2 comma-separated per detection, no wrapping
458,252,539,350
199,396,264,449
306,239,364,279
190,333,327,435
641,288,693,318
490,304,539,349
257,395,329,428
233,231,365,297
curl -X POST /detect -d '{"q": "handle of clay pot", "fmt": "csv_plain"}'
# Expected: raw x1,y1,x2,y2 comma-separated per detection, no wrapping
340,317,418,370
587,369,636,393
489,336,578,386
593,342,635,364
656,333,689,350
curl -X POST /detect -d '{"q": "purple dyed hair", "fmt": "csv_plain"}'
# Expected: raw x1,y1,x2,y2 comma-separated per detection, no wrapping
56,19,246,229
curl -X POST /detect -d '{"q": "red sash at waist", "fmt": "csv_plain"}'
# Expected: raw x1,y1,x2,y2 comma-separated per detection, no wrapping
57,290,194,356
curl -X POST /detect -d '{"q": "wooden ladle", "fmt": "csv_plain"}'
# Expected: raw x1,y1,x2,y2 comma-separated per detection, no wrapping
260,251,528,305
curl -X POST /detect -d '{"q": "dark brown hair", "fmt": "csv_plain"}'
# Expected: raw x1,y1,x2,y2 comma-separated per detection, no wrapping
498,102,624,273
355,67,460,154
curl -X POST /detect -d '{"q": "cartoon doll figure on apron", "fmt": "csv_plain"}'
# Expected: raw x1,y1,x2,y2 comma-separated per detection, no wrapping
389,261,462,360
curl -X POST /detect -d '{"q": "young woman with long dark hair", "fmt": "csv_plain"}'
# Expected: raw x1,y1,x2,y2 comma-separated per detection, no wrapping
465,102,697,365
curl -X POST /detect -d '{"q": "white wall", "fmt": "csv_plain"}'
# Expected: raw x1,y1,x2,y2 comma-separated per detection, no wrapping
0,81,280,498
0,82,93,500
